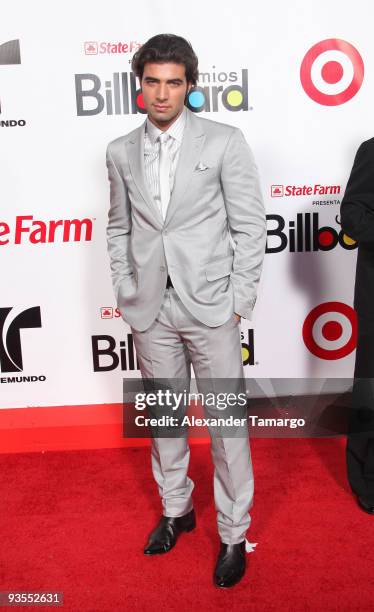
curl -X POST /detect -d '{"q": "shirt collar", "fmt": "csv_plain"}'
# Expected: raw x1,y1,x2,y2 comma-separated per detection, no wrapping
146,106,187,145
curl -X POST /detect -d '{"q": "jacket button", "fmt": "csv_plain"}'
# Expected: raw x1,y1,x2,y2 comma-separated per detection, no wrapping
160,266,166,272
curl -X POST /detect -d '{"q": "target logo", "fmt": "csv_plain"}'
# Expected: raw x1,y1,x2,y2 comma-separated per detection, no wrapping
302,302,357,360
300,39,364,106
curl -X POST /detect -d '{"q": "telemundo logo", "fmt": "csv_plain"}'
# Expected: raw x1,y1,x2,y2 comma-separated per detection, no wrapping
0,39,26,127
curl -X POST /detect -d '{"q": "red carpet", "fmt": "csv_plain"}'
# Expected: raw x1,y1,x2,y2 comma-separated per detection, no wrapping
1,438,373,611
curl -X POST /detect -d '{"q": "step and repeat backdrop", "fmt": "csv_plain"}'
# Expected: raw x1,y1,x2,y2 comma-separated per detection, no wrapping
1,0,372,408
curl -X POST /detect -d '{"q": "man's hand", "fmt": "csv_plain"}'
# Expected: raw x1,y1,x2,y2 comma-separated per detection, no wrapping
234,312,241,323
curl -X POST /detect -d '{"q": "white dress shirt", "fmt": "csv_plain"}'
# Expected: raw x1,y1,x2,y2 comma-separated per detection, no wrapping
144,107,186,219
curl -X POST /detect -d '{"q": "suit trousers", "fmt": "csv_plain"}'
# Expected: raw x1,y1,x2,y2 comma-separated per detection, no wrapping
347,314,374,503
131,287,254,544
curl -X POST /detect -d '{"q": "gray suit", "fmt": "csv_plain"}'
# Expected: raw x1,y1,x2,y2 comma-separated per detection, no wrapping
106,108,266,331
106,108,266,544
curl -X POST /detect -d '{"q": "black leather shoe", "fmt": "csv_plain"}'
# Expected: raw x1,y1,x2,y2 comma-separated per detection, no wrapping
144,509,196,555
214,541,246,588
357,495,374,514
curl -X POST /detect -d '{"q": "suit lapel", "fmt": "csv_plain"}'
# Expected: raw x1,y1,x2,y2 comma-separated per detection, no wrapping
125,109,206,228
126,122,164,226
164,109,206,227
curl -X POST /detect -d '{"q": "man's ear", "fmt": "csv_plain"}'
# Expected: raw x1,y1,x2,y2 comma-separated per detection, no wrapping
184,83,193,103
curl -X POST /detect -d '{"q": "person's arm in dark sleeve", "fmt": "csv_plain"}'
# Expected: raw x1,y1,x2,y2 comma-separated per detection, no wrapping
341,139,374,246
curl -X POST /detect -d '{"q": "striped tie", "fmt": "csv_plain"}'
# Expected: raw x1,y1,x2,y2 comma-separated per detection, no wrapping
158,132,171,220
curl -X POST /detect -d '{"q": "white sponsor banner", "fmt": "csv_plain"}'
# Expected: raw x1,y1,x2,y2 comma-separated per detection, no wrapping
1,0,371,407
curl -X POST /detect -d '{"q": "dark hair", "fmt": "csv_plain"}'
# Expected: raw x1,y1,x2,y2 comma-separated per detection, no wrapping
131,34,199,86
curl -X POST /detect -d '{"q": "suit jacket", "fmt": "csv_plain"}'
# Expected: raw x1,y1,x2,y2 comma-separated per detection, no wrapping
341,138,374,320
106,107,266,332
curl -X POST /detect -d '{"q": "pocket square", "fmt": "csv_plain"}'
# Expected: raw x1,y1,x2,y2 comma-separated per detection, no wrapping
195,161,210,171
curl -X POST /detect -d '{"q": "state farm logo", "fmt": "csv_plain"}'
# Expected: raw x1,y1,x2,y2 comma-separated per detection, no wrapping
303,302,357,360
271,185,284,197
84,41,142,55
300,39,364,106
0,215,94,245
100,307,121,319
271,184,341,198
85,42,98,55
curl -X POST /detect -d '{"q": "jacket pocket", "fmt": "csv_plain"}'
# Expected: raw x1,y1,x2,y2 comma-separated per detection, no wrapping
205,255,233,281
116,273,137,301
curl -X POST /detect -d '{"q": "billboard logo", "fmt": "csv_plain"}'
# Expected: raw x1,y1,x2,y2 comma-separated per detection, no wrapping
303,302,357,360
241,329,255,366
187,68,249,113
266,213,357,253
92,334,140,371
92,328,255,371
0,307,41,372
300,39,364,106
75,68,250,116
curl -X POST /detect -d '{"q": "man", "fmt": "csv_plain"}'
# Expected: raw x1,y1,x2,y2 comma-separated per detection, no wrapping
106,34,266,587
341,138,374,515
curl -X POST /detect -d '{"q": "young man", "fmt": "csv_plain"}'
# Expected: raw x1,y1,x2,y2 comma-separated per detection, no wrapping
106,34,266,587
341,139,374,515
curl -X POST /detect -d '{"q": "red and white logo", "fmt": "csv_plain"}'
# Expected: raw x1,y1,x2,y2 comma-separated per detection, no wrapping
270,184,341,198
302,301,357,360
271,185,284,197
84,41,141,55
100,307,121,319
0,215,94,245
101,307,113,319
300,39,364,106
84,42,98,55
